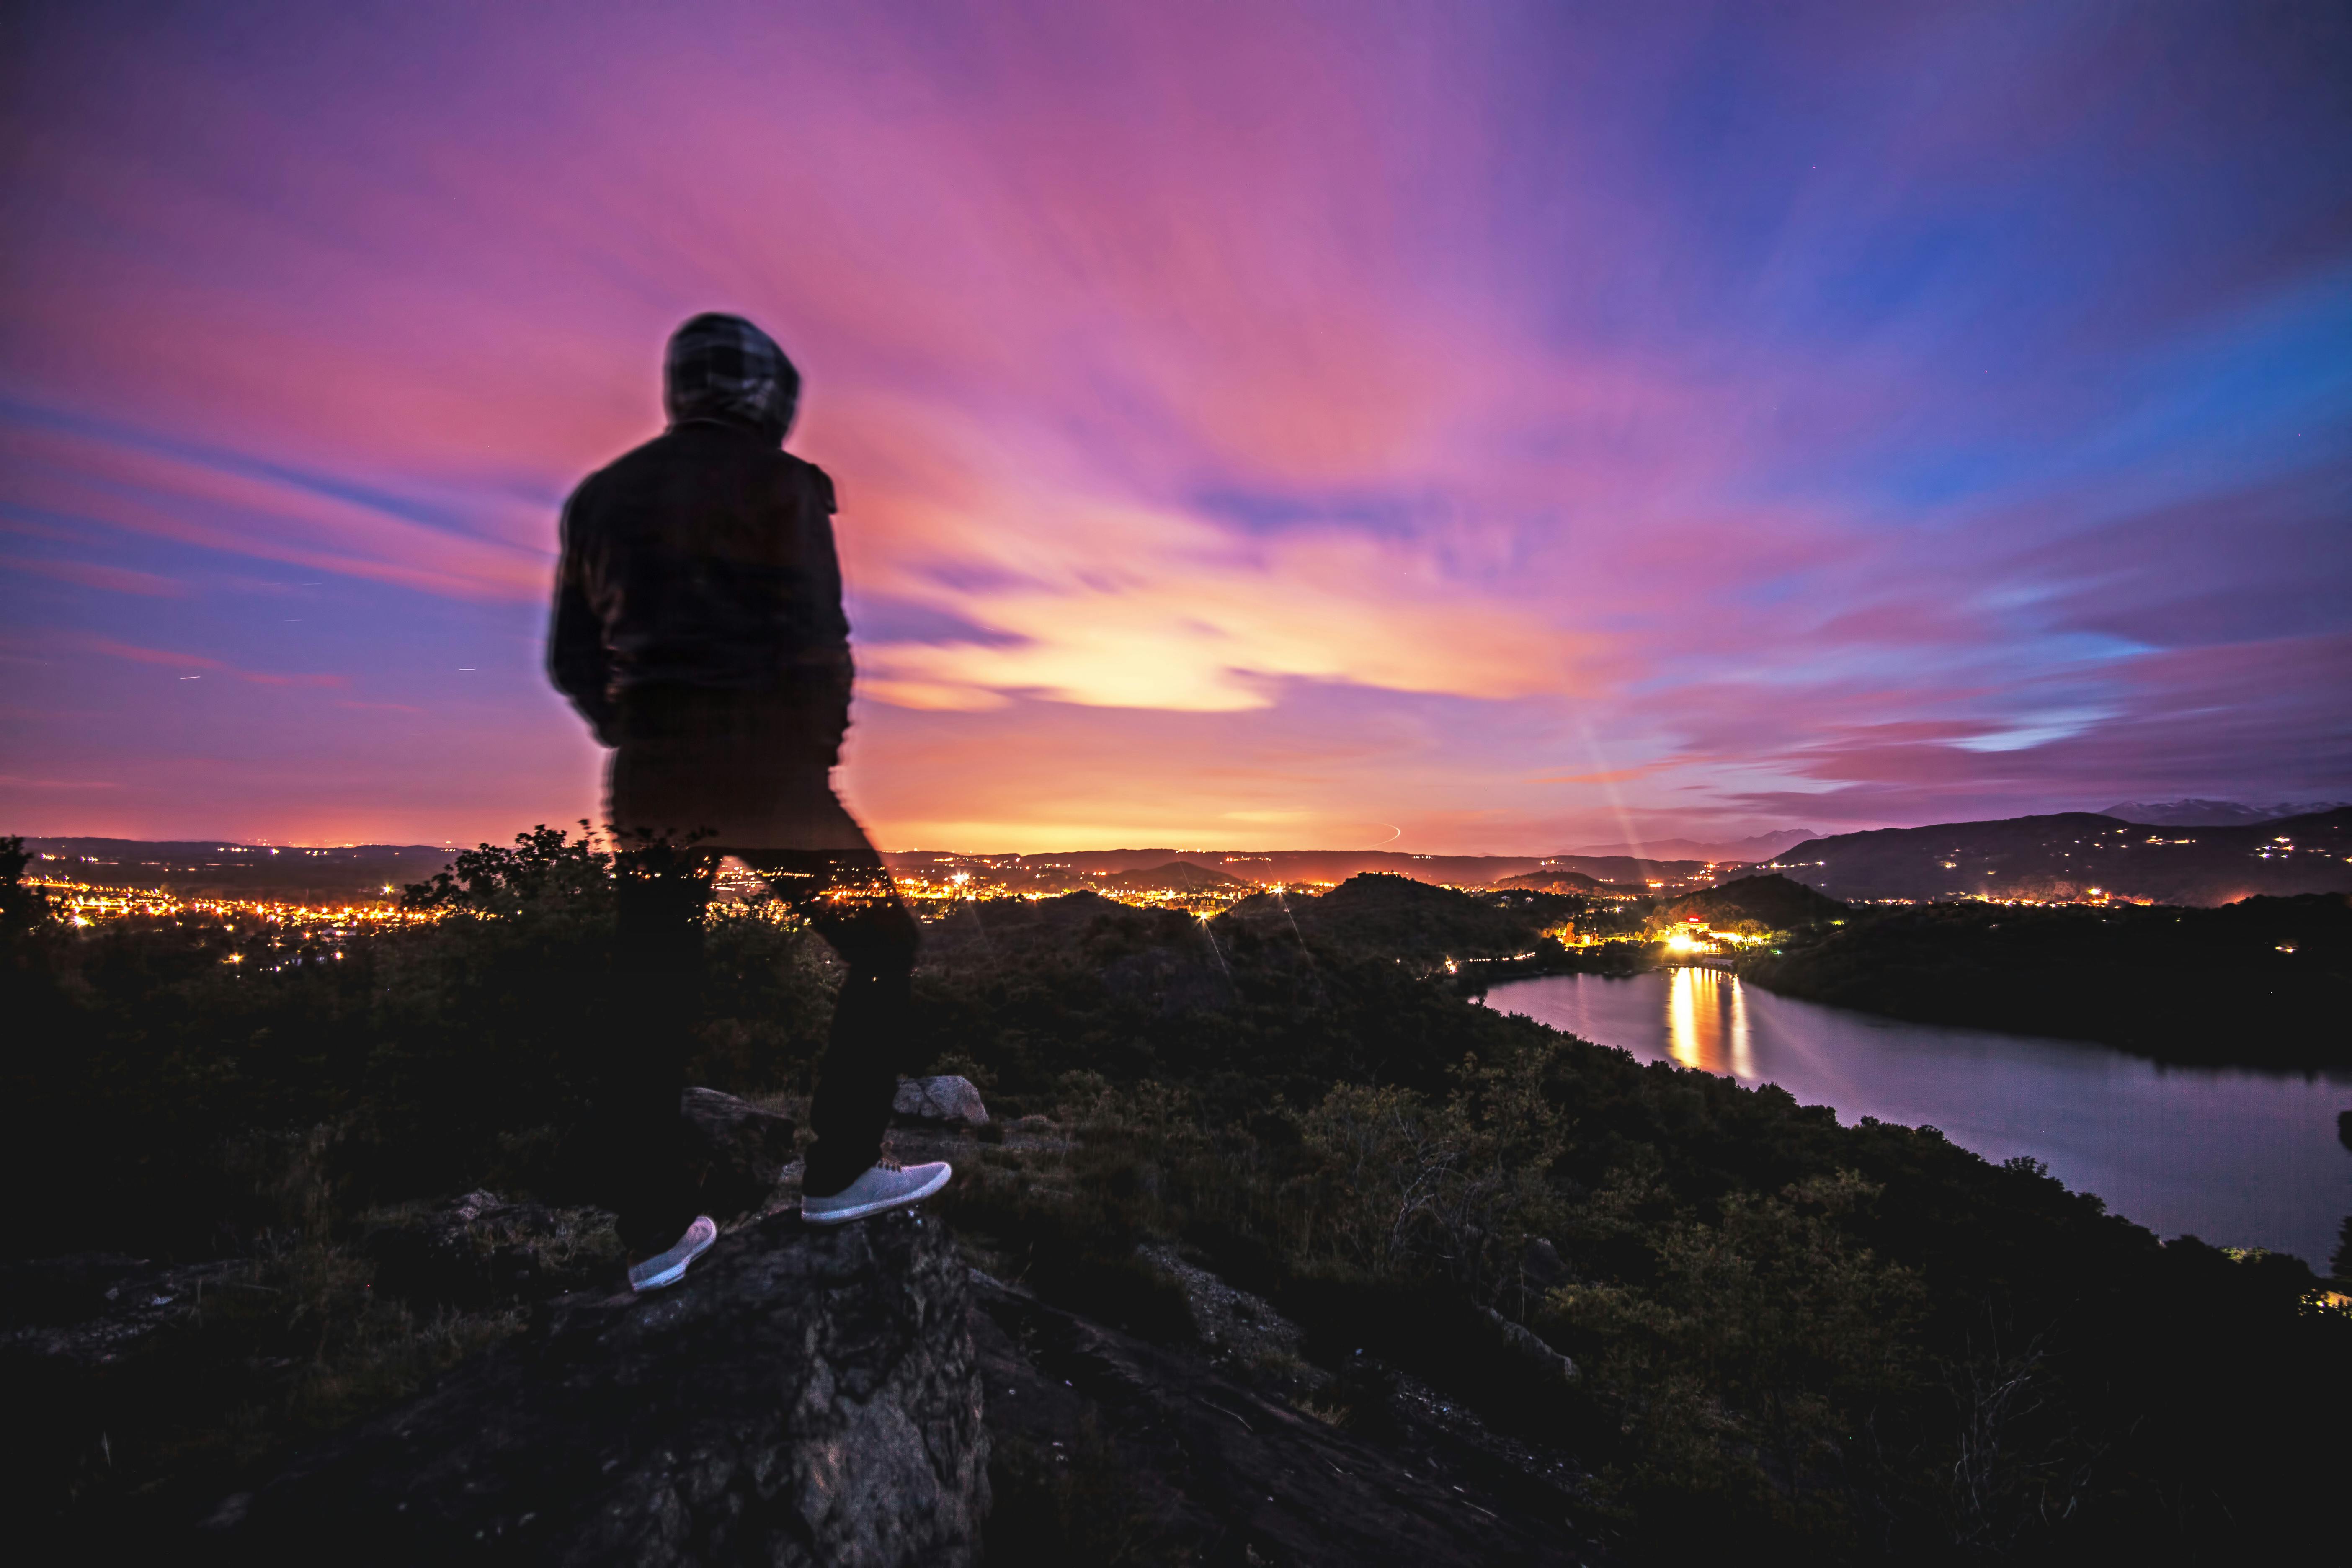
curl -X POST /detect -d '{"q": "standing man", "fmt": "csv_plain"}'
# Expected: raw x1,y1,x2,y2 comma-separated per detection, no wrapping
549,313,949,1292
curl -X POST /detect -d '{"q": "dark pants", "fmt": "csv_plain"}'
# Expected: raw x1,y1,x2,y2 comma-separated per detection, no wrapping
599,845,918,1252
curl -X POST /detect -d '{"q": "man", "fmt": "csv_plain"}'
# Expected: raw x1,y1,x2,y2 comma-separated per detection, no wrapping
549,312,949,1292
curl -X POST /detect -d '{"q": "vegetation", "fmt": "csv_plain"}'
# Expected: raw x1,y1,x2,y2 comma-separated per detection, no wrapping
1745,894,2352,1064
3,831,2348,1560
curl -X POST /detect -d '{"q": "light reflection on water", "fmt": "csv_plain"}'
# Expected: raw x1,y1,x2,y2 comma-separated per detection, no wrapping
1665,967,1754,1078
1483,967,2352,1266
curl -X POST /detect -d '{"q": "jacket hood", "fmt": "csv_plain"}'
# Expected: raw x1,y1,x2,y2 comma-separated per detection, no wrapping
663,313,799,444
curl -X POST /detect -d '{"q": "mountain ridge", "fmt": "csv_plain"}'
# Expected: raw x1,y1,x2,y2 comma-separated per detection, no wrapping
1765,808,2352,905
2102,798,2351,827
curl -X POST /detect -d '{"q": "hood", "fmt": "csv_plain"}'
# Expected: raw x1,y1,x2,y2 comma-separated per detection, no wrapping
663,313,799,445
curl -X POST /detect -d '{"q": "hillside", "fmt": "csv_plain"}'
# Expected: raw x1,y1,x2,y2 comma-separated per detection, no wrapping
6,830,2344,1562
1744,892,2352,1064
2106,798,2351,827
1492,869,1604,895
1766,808,2352,905
1658,873,1847,933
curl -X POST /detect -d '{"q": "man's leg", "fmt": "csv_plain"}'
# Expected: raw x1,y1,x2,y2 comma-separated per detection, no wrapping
748,851,920,1197
600,843,716,1253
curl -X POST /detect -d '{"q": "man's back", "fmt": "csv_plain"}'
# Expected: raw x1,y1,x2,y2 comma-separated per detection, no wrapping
550,423,850,731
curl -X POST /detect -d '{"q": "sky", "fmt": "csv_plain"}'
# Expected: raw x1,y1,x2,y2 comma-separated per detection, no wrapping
3,1,2348,854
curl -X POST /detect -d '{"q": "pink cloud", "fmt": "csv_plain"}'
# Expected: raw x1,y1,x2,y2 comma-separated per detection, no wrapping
73,635,346,689
1,554,184,597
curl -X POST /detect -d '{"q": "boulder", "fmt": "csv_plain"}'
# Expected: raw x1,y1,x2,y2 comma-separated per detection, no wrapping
892,1075,990,1128
679,1086,797,1215
211,1209,987,1566
1520,1237,1571,1291
1477,1305,1581,1385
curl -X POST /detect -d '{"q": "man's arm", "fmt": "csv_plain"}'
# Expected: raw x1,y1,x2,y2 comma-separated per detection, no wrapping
547,485,620,745
789,461,855,760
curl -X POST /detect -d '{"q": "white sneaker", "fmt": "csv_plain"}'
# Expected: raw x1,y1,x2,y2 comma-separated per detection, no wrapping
627,1215,718,1292
801,1158,952,1225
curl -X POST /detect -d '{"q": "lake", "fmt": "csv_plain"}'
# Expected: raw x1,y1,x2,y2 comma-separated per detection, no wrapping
1480,967,2352,1267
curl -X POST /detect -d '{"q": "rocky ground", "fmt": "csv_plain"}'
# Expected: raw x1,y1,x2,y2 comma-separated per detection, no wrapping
5,1082,1604,1563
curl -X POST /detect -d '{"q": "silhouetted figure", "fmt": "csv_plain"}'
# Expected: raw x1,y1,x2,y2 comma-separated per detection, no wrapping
549,314,946,1287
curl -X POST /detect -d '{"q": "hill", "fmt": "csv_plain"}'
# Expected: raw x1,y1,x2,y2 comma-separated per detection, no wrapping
1092,860,1256,893
1765,808,2352,905
2105,798,2352,827
1745,893,2352,1064
1658,873,1847,934
1491,869,1604,895
1279,872,1545,967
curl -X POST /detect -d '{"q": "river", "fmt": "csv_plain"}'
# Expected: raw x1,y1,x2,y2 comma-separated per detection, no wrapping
1480,967,2352,1267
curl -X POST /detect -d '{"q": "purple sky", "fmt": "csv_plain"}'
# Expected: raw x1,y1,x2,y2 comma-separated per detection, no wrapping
4,2,2348,852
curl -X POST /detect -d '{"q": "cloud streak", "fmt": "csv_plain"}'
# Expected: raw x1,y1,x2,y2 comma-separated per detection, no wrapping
1,2,2347,848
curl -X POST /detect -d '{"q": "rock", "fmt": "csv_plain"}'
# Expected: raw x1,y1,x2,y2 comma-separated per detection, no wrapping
679,1086,797,1215
1477,1305,1580,1385
213,1209,987,1565
1136,1241,1308,1367
892,1075,990,1128
1520,1237,1571,1290
366,1191,620,1310
972,1273,1589,1565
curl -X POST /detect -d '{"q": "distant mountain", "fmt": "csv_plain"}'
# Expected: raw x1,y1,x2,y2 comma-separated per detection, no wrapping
1765,808,2352,906
2103,799,2352,827
1091,860,1255,893
1568,829,1821,864
1524,854,1718,887
22,837,456,901
888,847,1719,890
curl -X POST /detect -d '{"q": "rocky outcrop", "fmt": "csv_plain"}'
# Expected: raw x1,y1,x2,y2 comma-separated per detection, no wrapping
1136,1240,1308,1366
679,1086,797,1215
1477,1305,1581,1386
892,1075,990,1128
210,1209,987,1566
972,1272,1591,1565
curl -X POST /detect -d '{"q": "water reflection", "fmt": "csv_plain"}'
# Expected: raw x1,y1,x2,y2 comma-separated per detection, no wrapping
1665,967,1754,1077
1483,969,2352,1263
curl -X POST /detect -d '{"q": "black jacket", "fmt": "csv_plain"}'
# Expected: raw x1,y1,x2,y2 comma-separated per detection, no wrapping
547,419,852,748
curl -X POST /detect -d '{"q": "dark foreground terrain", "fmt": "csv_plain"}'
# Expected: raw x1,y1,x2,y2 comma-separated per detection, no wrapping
3,830,2348,1563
